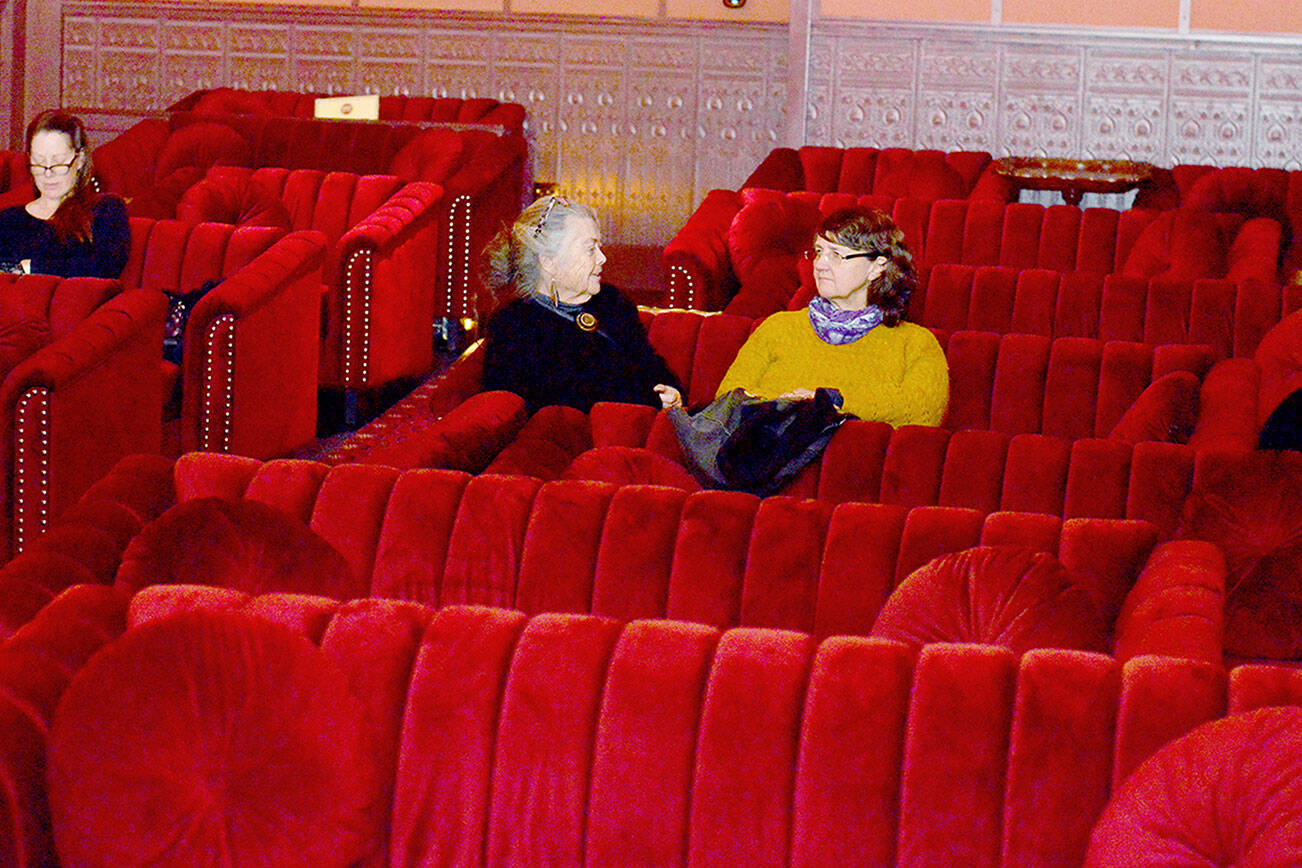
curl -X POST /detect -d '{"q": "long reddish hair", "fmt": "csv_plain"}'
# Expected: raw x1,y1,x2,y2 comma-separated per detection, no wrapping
26,110,99,243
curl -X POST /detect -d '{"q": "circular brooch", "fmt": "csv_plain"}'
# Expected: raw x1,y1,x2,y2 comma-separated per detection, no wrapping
576,312,598,332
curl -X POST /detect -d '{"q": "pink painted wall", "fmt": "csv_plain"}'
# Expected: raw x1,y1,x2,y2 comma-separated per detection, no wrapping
1003,0,1180,29
820,0,989,22
1192,0,1302,34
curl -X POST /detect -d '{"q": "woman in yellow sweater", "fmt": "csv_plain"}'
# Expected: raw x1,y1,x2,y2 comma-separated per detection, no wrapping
716,206,949,427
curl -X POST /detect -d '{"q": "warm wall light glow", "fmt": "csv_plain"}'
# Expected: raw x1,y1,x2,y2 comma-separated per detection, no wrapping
723,0,746,7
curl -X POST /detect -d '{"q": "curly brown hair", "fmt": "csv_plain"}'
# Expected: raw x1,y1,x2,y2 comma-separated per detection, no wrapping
816,206,916,326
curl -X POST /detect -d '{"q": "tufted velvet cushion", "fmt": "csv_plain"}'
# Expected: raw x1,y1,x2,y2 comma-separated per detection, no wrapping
0,308,53,375
47,610,383,867
114,497,362,599
1121,210,1235,281
1086,707,1302,866
154,122,252,181
1108,371,1201,444
1180,451,1302,660
726,196,821,289
871,546,1108,653
561,446,703,492
176,173,293,229
1179,451,1302,660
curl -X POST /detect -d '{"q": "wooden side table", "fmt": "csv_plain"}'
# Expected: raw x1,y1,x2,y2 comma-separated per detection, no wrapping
993,157,1155,206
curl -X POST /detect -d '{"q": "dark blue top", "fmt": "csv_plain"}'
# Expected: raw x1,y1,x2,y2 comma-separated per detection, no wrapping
482,283,682,414
0,196,130,279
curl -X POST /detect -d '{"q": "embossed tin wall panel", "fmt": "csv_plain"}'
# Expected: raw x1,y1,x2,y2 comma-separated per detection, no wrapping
1081,49,1166,160
917,41,999,151
53,3,1302,245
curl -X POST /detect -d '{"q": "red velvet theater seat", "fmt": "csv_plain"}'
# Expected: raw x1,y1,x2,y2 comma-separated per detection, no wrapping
324,307,1219,533
95,112,527,330
1136,162,1302,280
0,150,36,210
0,451,1226,664
663,145,1012,310
122,218,328,458
167,87,528,136
0,276,165,562
0,591,1290,866
176,166,446,399
678,188,1287,323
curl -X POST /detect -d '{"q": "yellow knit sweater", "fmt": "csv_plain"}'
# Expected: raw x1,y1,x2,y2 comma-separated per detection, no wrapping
716,311,949,427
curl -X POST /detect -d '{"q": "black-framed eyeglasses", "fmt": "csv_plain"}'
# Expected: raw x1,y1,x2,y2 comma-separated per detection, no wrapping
28,154,80,177
532,194,571,238
803,245,877,264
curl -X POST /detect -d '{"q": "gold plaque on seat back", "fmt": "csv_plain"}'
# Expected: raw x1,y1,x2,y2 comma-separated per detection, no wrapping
313,94,380,121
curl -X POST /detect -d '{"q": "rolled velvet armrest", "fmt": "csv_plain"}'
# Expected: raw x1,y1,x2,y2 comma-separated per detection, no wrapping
1111,540,1226,664
181,230,328,457
0,289,168,559
335,181,445,263
1225,217,1284,283
357,390,528,472
1186,357,1261,452
662,189,745,309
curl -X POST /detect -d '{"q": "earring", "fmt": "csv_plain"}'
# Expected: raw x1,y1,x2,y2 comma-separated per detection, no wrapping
549,281,559,306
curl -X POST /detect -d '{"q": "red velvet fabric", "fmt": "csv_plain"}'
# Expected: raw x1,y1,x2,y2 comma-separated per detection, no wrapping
1108,371,1200,444
176,171,293,228
587,619,720,865
872,545,1108,653
47,610,383,867
1120,210,1236,281
114,497,361,599
191,88,277,116
897,643,1017,865
1087,707,1302,867
560,445,702,491
0,310,52,376
1179,451,1302,660
153,121,251,180
689,627,816,865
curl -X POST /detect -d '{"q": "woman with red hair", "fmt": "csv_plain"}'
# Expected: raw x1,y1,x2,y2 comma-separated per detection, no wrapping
0,110,129,278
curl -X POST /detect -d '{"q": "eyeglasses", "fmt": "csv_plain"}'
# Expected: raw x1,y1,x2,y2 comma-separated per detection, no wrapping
532,195,571,238
803,245,877,264
29,155,80,177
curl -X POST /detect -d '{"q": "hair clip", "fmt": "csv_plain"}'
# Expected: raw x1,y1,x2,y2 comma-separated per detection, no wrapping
532,195,570,238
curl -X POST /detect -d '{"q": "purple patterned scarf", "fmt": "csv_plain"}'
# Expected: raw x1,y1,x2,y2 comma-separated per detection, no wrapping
807,296,885,345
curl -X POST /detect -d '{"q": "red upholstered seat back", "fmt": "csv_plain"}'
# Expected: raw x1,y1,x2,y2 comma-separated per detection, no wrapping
29,590,1279,867
165,454,1161,640
169,88,528,135
789,145,996,200
181,166,404,242
120,218,288,295
0,273,121,340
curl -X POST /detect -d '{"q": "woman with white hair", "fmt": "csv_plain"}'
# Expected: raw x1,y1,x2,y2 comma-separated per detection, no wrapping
480,194,683,414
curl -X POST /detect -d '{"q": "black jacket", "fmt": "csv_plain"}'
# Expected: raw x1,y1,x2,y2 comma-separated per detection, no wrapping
482,283,681,414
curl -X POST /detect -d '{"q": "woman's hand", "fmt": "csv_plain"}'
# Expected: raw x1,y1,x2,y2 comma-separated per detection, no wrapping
779,388,816,400
655,384,683,409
